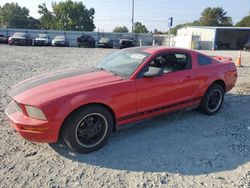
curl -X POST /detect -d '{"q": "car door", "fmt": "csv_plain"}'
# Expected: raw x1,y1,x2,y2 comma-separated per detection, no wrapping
135,51,199,114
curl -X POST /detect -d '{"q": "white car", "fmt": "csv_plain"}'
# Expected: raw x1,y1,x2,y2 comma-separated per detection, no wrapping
52,36,69,47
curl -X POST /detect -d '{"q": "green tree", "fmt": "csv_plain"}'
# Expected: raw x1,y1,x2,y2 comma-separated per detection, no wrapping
153,29,163,34
0,3,39,29
133,22,148,33
171,7,233,35
199,7,232,26
38,3,56,29
236,15,250,27
27,17,41,29
38,0,95,31
113,26,129,33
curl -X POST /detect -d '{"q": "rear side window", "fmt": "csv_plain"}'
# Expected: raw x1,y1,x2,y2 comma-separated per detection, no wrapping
198,55,212,65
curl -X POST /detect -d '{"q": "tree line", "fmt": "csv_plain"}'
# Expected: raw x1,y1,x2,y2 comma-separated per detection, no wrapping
0,1,95,31
166,7,250,35
0,1,250,34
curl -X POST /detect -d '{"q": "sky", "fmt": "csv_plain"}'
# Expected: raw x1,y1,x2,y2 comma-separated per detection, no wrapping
0,0,249,32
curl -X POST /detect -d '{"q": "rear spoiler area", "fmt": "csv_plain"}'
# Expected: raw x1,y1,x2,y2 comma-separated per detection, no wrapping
211,56,233,62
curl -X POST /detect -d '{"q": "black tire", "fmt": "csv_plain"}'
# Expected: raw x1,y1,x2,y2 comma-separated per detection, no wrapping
61,105,113,153
199,84,225,115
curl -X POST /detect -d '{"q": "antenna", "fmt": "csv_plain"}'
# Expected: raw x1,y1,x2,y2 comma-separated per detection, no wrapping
131,0,134,33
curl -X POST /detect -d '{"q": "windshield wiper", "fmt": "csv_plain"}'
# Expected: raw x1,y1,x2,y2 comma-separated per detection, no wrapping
97,67,105,71
98,67,118,76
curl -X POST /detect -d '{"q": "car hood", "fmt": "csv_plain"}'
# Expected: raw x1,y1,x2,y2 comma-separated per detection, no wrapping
53,39,65,42
120,39,134,42
12,36,26,39
11,69,124,105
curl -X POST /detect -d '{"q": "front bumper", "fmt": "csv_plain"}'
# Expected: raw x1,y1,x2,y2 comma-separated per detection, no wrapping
98,43,109,47
34,40,50,46
5,101,61,143
12,39,28,46
52,42,67,47
119,43,134,49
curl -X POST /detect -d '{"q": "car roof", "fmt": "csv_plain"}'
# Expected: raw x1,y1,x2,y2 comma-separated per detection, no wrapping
13,32,27,35
37,34,48,37
55,35,65,38
126,46,197,54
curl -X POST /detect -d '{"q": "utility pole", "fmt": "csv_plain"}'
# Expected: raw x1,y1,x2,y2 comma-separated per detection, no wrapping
131,0,134,33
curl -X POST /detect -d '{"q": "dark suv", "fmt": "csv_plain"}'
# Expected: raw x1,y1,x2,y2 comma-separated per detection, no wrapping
77,34,95,48
98,37,113,48
119,35,135,49
243,36,250,51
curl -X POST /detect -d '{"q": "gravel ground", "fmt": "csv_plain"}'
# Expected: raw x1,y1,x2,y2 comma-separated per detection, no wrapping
0,45,249,188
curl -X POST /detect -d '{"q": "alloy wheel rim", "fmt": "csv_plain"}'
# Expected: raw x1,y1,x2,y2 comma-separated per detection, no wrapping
207,89,223,112
75,113,108,148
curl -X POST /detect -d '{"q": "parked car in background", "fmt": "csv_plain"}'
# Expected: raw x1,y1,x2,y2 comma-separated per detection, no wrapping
34,34,51,46
215,41,230,50
244,42,250,51
52,36,69,47
77,34,95,47
0,34,9,44
9,32,32,46
243,36,250,51
119,35,135,49
5,47,237,153
98,37,113,48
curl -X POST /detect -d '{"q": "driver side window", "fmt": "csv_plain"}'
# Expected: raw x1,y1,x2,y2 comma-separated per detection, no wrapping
149,52,191,73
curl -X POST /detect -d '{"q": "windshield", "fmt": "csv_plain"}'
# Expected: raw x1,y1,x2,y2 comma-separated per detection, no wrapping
37,34,48,38
55,36,65,40
100,38,109,42
121,35,133,40
13,33,26,37
97,50,150,78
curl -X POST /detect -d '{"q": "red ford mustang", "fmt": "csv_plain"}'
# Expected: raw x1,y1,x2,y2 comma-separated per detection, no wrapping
5,47,237,153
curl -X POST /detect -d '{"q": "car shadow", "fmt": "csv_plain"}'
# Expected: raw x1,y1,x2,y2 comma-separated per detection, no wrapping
49,93,250,175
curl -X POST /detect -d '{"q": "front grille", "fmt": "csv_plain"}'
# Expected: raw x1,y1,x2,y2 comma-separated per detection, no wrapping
36,40,46,45
13,38,26,44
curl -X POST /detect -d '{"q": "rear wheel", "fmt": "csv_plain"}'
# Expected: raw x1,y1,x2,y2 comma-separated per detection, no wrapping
62,105,113,153
199,84,225,115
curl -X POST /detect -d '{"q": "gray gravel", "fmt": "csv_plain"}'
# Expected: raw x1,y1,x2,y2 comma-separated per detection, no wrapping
0,45,249,188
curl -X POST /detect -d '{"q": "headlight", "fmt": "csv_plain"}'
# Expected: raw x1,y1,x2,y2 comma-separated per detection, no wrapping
13,101,23,113
25,105,47,120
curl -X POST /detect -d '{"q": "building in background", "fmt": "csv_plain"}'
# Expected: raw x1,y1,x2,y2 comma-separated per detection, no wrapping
153,34,175,47
175,26,250,50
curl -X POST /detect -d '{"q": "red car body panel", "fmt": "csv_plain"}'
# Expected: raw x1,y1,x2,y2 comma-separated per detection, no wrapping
5,47,238,143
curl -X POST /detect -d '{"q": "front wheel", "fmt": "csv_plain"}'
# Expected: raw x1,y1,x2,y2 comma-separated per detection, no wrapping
61,105,113,153
199,84,225,115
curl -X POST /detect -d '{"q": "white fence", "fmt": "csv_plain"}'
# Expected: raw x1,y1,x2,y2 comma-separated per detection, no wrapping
0,28,154,48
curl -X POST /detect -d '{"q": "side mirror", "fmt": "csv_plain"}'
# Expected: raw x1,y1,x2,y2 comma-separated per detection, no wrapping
144,67,163,77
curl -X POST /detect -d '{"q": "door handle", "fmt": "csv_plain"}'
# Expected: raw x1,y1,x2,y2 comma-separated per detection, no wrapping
185,76,191,80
